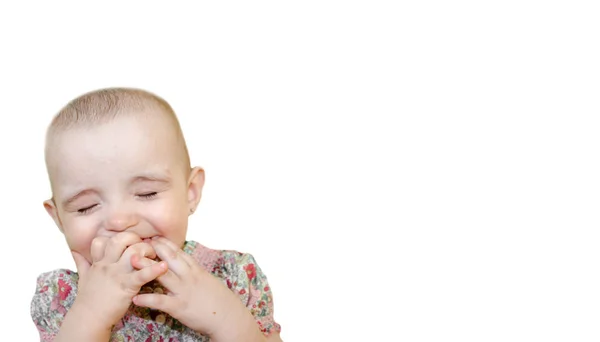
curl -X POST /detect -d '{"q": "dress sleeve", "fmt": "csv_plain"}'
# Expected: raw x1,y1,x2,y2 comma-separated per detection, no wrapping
226,252,282,336
30,270,75,342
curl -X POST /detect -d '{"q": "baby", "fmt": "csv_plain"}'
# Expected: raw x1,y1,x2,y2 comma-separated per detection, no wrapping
30,88,282,341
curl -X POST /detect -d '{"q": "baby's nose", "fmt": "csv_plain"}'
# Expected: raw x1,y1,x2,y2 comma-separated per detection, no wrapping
106,212,138,231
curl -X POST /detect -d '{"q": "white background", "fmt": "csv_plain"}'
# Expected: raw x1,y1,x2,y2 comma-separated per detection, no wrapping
1,1,599,341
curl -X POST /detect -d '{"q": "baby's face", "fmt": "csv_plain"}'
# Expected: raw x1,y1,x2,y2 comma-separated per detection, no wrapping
44,113,202,263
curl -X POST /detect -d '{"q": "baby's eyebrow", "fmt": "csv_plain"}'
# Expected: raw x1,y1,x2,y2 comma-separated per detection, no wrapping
131,174,171,184
62,189,97,208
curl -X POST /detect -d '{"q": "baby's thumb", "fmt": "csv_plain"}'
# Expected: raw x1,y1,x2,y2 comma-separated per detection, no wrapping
71,251,90,278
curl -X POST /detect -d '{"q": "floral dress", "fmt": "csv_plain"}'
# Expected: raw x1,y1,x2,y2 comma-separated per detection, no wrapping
30,241,281,341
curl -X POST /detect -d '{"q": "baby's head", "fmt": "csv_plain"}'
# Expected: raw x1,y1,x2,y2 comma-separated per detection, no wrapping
44,88,205,263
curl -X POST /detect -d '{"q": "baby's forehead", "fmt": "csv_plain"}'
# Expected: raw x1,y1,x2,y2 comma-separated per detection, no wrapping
45,88,191,183
45,118,190,194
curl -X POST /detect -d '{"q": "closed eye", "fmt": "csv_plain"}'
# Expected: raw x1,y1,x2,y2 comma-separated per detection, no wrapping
138,192,158,199
77,204,97,214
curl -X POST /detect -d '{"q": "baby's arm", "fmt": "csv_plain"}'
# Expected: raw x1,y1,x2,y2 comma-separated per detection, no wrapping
31,270,109,342
53,304,112,342
200,251,283,342
225,252,283,341
196,250,283,341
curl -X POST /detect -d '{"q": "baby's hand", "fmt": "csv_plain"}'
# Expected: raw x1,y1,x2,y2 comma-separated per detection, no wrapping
131,237,260,341
71,232,168,331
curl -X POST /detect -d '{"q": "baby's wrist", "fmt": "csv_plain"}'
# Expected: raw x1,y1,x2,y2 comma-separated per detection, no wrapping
56,302,113,342
210,306,264,342
70,300,115,333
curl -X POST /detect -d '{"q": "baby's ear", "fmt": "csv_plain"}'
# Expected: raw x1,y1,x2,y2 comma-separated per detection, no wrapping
43,198,64,233
187,166,205,214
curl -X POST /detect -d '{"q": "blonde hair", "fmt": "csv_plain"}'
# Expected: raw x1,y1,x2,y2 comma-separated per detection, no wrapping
45,87,191,172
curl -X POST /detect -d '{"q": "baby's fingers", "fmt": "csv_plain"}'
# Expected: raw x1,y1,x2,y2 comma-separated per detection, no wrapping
133,293,180,315
91,237,108,262
130,260,168,289
151,238,191,276
122,241,156,262
131,255,180,290
131,254,157,270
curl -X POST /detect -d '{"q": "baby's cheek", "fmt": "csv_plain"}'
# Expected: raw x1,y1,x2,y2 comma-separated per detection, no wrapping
152,205,188,241
63,218,99,261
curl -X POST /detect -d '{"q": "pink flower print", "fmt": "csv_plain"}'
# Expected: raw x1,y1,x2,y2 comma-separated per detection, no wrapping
57,279,72,301
244,263,256,281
